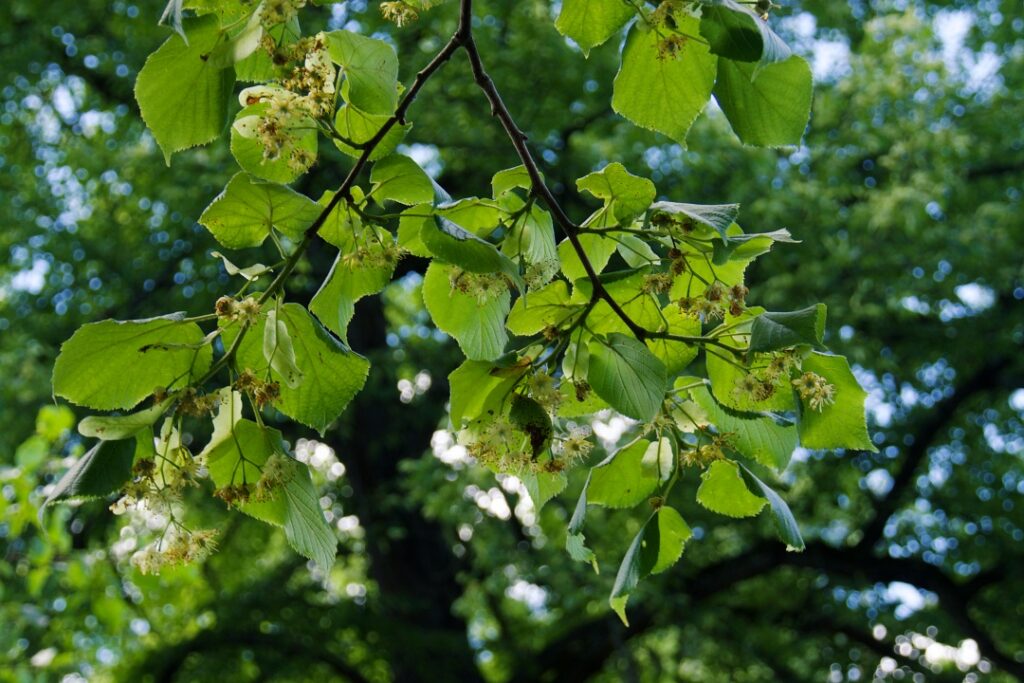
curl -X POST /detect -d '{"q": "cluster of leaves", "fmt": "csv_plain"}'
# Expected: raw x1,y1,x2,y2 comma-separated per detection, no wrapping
46,0,872,621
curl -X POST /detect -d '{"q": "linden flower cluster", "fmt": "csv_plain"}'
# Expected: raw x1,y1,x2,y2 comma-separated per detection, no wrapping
732,349,800,404
448,267,510,304
465,416,533,474
466,417,586,476
234,369,281,408
555,425,594,462
380,0,435,27
678,281,748,320
234,33,335,171
524,258,559,290
341,237,403,269
175,388,219,418
111,431,203,518
527,371,561,411
792,371,836,412
213,452,294,506
130,529,219,575
261,0,307,28
215,295,261,325
680,433,731,468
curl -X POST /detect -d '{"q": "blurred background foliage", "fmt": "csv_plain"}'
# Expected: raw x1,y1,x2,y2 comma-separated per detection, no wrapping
1,0,1022,681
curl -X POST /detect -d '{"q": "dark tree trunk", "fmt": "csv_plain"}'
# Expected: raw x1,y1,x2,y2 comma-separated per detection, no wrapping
334,295,483,683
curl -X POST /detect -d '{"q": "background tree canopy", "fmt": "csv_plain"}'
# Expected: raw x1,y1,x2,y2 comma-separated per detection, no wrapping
1,0,1022,681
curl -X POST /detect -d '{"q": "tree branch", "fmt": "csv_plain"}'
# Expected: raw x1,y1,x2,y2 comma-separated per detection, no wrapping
514,540,1024,682
456,1,682,346
857,356,1012,549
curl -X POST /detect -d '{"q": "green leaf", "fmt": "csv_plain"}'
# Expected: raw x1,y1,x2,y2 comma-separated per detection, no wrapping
649,506,693,574
491,165,533,197
327,30,399,115
235,15,300,82
738,463,805,551
224,304,370,434
705,314,796,413
422,262,511,362
566,471,598,570
369,154,435,205
688,384,797,470
558,233,617,282
606,516,655,626
207,419,288,525
436,198,503,235
282,471,338,571
646,304,701,375
588,333,668,422
558,380,611,418
421,214,513,275
522,471,567,513
78,401,170,441
41,440,135,512
333,103,410,160
199,172,321,249
714,55,813,147
577,162,656,225
797,352,876,452
36,405,75,442
573,270,662,336
135,16,234,162
53,314,212,411
205,419,335,567
696,459,766,517
748,304,827,353
230,103,318,184
503,205,557,265
587,439,659,508
506,280,576,336
649,201,740,241
316,188,364,251
554,0,635,56
509,394,553,459
309,232,397,343
612,16,717,145
699,0,792,64
263,307,304,389
566,532,598,569
447,358,528,428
